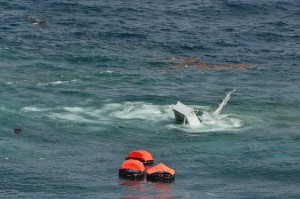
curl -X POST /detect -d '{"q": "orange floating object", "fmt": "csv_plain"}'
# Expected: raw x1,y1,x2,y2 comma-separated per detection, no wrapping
119,159,145,180
146,163,175,182
126,150,154,165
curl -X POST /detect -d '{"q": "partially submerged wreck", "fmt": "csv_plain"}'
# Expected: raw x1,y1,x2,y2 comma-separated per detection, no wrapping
173,89,235,126
173,101,202,126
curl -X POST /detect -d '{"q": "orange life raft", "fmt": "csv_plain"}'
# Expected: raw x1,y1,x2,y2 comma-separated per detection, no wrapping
119,159,145,179
146,163,175,182
126,150,154,165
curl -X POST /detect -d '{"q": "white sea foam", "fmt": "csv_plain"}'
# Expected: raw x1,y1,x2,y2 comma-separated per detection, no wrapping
21,106,49,112
20,101,246,133
109,102,171,120
206,192,216,196
97,70,113,74
50,79,76,85
63,107,86,113
37,79,77,86
49,113,98,123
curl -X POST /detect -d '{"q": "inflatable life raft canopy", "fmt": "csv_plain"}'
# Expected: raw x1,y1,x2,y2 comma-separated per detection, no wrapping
146,163,175,182
119,159,145,179
126,150,154,165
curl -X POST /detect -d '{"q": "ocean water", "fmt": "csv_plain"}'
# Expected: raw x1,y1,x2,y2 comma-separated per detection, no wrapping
0,0,300,198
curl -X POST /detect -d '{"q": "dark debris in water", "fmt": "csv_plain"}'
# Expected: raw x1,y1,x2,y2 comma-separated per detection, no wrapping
14,128,22,134
25,14,47,27
158,56,255,73
171,57,255,70
117,125,126,129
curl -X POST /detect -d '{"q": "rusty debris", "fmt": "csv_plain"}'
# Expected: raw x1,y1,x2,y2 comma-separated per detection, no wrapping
170,56,254,70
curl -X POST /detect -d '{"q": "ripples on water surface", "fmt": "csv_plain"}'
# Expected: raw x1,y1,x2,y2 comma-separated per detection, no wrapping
0,0,300,198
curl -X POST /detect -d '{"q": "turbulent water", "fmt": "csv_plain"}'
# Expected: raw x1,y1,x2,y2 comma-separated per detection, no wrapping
1,0,300,198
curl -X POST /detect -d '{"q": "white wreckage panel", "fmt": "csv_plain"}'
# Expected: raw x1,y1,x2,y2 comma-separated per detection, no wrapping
173,101,201,126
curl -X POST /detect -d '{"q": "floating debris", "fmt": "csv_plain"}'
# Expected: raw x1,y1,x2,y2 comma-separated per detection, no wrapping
214,89,236,115
14,128,22,134
25,14,47,27
171,56,254,70
173,101,201,126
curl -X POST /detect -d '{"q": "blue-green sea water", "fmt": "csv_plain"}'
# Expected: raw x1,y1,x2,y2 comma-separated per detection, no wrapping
1,0,300,198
